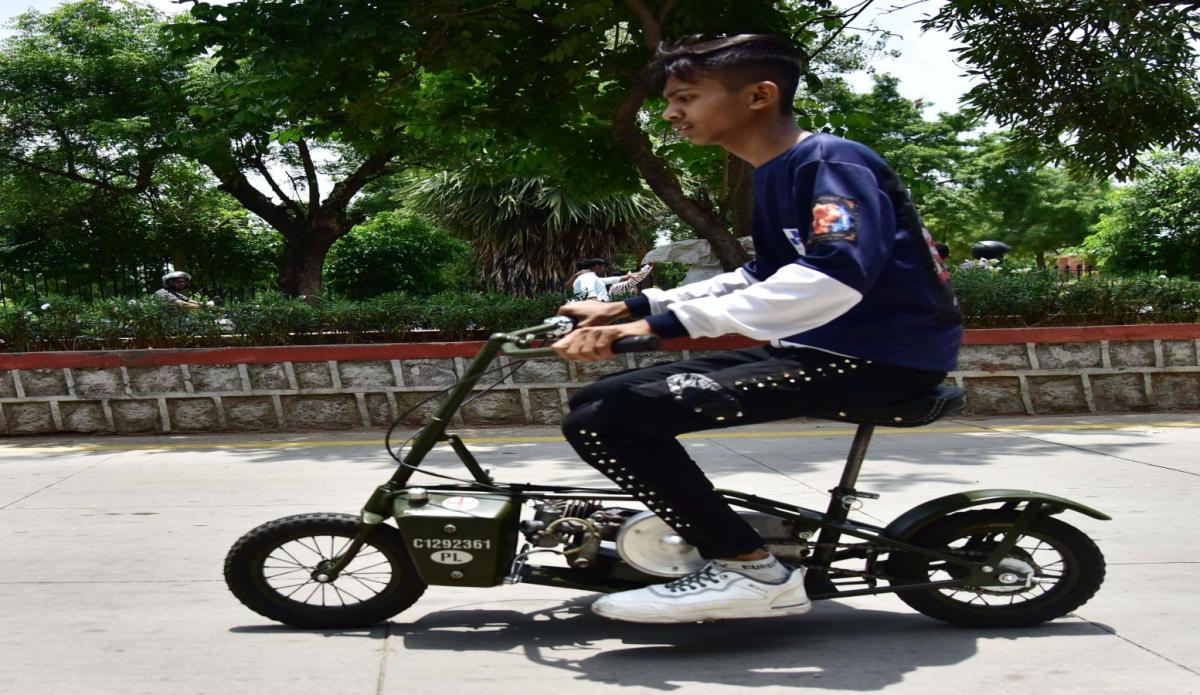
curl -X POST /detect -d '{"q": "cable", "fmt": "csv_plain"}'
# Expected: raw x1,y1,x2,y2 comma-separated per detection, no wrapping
383,356,530,462
382,339,549,490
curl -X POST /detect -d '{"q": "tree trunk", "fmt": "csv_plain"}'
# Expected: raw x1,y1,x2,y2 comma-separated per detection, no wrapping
277,224,341,297
613,66,750,270
613,0,749,271
724,154,755,240
207,145,392,298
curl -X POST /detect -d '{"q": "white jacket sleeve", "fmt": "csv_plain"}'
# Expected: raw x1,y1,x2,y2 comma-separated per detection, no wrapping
664,264,862,340
639,268,757,314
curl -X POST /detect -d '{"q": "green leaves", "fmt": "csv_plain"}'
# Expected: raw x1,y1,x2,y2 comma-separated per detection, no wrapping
1083,155,1200,278
323,211,470,299
404,173,659,296
952,268,1200,328
924,0,1200,179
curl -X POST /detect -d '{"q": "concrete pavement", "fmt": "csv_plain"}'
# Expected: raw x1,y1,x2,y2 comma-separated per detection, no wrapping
2,413,1199,694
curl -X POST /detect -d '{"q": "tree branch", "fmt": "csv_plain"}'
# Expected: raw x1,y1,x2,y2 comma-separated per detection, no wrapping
211,166,299,236
614,0,748,269
0,151,156,195
622,0,661,49
248,149,306,220
296,138,321,211
656,0,678,28
808,0,877,64
323,149,395,211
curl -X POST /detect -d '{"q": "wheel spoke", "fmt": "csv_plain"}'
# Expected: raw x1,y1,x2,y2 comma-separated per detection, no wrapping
351,559,393,573
256,536,397,607
263,567,311,580
295,537,328,560
277,545,315,570
346,573,387,595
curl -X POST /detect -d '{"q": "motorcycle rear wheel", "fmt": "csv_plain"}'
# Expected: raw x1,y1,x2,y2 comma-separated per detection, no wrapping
886,510,1105,628
225,513,426,629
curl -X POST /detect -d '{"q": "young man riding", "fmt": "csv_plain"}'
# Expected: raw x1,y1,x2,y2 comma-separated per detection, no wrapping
552,35,962,624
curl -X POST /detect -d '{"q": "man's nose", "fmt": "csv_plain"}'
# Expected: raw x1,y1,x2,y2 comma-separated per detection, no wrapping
662,102,681,122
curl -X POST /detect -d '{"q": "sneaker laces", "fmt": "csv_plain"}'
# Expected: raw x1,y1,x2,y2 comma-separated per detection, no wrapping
663,563,725,593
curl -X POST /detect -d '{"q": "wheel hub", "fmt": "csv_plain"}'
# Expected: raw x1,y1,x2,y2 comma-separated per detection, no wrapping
979,556,1036,593
311,560,339,583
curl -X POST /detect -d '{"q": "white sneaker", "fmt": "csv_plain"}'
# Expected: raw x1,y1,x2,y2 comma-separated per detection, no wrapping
592,563,812,623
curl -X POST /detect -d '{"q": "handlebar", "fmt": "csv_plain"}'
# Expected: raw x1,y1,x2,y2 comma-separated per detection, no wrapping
498,319,661,359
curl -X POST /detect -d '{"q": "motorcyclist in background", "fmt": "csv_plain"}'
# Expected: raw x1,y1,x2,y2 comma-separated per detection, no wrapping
154,271,202,311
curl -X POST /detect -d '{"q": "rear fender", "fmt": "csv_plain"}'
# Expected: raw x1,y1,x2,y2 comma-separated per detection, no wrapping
883,489,1110,541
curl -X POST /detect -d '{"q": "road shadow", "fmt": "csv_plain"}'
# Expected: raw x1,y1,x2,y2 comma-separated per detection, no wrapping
378,598,1104,691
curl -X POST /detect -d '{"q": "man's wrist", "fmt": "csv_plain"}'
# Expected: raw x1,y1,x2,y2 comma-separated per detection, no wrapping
606,301,632,321
623,295,651,317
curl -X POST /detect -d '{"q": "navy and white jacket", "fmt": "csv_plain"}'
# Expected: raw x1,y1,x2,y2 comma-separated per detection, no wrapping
624,133,962,373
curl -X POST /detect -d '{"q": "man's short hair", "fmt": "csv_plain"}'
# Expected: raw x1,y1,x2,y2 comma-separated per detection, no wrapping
654,34,802,114
577,258,607,270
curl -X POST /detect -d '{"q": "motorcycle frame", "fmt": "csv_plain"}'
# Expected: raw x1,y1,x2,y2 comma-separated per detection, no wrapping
330,322,1086,600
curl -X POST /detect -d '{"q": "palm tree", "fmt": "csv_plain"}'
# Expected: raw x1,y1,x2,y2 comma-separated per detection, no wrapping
405,173,659,296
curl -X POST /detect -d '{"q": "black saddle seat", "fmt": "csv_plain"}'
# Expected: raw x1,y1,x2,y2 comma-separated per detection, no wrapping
815,384,965,428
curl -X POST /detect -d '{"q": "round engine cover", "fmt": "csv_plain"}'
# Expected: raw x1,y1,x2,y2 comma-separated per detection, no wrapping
614,511,706,577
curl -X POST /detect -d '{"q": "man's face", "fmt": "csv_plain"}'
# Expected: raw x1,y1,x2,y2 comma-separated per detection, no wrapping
170,278,189,291
662,74,756,146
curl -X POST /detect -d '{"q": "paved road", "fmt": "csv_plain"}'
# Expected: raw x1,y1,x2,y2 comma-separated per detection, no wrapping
2,413,1199,694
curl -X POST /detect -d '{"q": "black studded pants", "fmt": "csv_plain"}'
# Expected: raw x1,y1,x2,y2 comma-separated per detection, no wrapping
562,346,946,559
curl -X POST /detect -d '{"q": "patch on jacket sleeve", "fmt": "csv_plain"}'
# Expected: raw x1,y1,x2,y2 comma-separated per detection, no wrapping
811,195,858,244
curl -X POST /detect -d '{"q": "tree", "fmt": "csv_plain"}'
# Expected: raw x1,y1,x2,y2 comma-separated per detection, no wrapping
0,155,278,300
0,1,187,194
405,173,659,296
0,0,463,296
1083,154,1200,277
322,211,469,299
811,73,979,200
920,134,1110,266
174,0,849,273
925,0,1200,178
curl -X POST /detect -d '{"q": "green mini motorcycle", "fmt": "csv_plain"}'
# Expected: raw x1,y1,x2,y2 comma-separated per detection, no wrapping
224,318,1108,629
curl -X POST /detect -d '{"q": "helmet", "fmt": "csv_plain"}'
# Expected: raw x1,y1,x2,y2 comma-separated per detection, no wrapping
162,271,192,288
970,241,1011,261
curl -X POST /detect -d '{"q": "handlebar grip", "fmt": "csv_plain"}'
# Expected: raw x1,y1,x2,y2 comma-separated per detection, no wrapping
611,335,661,353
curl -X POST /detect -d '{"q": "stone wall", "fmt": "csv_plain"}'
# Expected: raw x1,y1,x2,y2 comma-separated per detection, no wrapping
1,325,1197,436
954,334,1200,415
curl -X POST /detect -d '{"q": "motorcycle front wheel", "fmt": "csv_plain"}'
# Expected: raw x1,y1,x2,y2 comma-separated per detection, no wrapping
224,513,426,629
886,509,1105,628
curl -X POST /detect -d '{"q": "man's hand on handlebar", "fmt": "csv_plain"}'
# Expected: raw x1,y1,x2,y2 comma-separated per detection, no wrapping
557,300,629,328
552,319,655,362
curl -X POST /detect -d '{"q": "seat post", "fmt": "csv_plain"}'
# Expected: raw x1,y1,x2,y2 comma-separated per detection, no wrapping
808,423,877,590
838,423,875,490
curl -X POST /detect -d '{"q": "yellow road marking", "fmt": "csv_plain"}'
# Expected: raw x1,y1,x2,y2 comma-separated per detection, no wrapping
0,420,1196,455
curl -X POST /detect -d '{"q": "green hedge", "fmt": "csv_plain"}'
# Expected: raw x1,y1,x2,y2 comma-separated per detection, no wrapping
1,272,1196,353
0,291,565,352
952,269,1200,328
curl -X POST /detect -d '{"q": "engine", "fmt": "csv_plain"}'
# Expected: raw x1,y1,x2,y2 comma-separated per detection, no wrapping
521,500,819,577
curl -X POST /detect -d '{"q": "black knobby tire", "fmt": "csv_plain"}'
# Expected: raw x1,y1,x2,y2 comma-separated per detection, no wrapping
886,510,1105,628
224,513,426,629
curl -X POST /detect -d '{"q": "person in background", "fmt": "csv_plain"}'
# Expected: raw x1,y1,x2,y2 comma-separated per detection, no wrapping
608,262,656,300
569,258,637,302
154,271,201,311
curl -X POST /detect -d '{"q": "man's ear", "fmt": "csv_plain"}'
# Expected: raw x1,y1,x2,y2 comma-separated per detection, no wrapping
748,80,780,112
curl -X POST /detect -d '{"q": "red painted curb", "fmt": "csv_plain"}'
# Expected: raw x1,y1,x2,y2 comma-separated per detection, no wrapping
962,323,1200,345
1,324,1196,370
